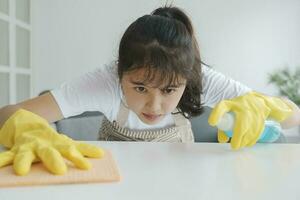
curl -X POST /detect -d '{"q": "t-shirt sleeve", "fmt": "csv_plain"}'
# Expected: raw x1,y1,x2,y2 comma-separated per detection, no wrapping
50,65,120,119
201,65,252,108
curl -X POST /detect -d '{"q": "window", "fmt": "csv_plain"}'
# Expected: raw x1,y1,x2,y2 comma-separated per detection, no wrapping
0,0,31,107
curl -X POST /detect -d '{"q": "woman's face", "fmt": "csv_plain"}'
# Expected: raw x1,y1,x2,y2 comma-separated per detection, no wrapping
121,68,187,125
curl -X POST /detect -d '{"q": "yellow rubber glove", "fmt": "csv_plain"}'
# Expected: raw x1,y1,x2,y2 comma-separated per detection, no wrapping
208,91,293,150
0,109,104,176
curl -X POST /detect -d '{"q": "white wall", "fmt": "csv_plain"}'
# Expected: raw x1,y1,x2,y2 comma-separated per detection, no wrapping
32,0,300,96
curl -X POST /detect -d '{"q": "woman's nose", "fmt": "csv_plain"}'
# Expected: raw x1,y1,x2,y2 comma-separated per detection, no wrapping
146,95,162,113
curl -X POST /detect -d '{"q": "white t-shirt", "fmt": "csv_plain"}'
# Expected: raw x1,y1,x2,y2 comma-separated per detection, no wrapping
51,64,252,130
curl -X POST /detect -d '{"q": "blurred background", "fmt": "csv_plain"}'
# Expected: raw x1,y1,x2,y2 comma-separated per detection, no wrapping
0,0,299,138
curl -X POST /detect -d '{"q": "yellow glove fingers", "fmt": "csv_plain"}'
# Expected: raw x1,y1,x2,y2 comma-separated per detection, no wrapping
76,143,105,158
13,150,36,176
245,117,265,147
208,101,233,126
37,146,67,175
239,129,253,148
0,151,15,168
57,145,91,170
217,130,230,143
230,115,248,150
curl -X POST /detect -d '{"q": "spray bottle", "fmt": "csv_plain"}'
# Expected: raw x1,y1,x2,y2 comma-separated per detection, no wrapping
216,112,282,143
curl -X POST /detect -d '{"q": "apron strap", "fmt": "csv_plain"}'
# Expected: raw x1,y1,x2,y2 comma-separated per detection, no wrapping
173,112,187,126
173,110,194,143
116,101,129,127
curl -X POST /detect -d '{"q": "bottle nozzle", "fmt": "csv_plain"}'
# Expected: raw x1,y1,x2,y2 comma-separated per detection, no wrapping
216,112,235,131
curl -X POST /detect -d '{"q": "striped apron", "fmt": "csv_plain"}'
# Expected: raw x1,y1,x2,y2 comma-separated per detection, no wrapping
98,102,194,142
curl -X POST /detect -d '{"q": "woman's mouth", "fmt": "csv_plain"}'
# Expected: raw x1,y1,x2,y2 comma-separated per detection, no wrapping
142,113,162,121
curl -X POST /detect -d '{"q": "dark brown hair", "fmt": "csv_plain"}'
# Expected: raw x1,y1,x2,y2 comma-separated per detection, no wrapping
118,6,204,118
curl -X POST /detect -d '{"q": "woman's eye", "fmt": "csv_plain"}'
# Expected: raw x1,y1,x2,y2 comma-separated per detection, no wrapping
163,88,176,94
135,87,147,93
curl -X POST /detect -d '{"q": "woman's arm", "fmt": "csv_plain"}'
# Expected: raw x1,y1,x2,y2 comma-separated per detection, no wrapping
280,98,300,129
0,92,63,129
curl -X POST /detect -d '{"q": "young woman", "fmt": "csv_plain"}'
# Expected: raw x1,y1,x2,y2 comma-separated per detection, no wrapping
0,6,298,176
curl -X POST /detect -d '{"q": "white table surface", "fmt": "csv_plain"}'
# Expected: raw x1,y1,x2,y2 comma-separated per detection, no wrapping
1,142,300,200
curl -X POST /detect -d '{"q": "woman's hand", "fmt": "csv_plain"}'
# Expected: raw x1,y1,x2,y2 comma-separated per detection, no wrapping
0,109,104,175
208,91,293,150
